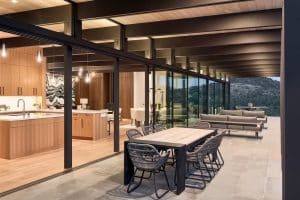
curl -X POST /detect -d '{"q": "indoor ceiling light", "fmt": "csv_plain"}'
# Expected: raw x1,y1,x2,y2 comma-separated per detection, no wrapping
36,50,42,63
11,0,18,4
200,69,203,74
78,67,83,77
1,43,7,58
85,73,91,83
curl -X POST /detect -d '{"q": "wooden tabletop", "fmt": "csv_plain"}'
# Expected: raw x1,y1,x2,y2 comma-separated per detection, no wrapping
131,128,215,148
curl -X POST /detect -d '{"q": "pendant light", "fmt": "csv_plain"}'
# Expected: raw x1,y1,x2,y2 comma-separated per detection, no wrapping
91,71,96,77
85,73,91,83
37,49,42,63
75,76,79,82
78,67,83,77
1,43,7,58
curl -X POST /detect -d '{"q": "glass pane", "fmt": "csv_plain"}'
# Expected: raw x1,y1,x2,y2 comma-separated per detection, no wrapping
209,80,216,114
173,73,187,127
188,76,199,127
199,78,207,114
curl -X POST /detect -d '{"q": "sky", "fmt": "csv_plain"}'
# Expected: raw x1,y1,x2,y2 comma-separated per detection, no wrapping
269,77,280,81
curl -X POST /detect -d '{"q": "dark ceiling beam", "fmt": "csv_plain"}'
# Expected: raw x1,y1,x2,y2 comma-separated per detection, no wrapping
189,52,281,63
217,65,280,72
125,9,282,37
46,54,112,63
230,73,280,77
77,0,248,20
156,43,281,57
199,59,280,68
81,9,282,40
47,61,142,68
5,6,70,25
153,29,281,49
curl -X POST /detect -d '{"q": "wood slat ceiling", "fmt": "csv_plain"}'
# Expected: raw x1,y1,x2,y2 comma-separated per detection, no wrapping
0,0,282,77
0,0,68,15
112,0,283,25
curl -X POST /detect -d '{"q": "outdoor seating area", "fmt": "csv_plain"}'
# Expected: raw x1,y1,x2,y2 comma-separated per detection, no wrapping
124,126,225,198
199,110,267,138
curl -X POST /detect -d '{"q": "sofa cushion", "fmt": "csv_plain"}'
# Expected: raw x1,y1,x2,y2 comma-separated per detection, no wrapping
228,116,258,123
228,125,243,130
242,110,265,118
245,125,261,131
220,110,243,116
211,123,227,129
200,114,228,122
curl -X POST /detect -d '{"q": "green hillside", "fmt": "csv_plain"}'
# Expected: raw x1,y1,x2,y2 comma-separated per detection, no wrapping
230,77,280,116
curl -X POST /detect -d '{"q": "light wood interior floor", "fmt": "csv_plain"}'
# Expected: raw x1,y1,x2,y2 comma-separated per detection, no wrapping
0,120,132,193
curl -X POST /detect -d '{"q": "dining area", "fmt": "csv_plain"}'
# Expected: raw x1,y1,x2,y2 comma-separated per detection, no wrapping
124,124,225,199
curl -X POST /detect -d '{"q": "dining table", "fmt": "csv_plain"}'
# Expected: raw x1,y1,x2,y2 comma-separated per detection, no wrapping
124,127,216,195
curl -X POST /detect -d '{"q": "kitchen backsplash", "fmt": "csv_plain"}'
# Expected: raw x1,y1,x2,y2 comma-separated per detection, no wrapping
0,96,42,111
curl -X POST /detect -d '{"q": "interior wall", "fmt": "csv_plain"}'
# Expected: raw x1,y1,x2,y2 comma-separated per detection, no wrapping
120,72,134,119
133,72,145,108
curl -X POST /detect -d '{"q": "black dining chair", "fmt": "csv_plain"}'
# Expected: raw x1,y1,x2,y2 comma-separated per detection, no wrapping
126,129,143,142
127,143,170,199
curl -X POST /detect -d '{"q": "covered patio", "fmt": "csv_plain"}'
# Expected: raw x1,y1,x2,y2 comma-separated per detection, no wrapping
1,117,281,200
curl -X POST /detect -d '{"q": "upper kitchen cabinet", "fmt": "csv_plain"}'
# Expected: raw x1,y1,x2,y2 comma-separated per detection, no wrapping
0,47,45,96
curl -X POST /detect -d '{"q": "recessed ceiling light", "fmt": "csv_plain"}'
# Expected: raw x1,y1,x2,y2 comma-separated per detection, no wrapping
11,0,18,4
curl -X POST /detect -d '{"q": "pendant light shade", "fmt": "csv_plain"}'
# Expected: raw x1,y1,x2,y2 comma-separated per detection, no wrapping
78,67,83,77
1,43,7,58
85,73,91,83
37,50,42,63
91,72,96,77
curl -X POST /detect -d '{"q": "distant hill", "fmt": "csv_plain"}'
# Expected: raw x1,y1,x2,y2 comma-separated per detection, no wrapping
230,77,280,116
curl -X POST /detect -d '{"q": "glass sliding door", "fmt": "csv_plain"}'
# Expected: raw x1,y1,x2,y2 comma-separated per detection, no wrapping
154,69,171,127
199,78,207,114
208,80,216,114
188,76,199,127
173,73,188,127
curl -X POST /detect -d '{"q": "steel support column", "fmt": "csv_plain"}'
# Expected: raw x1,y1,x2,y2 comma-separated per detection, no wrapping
145,65,150,126
206,79,209,114
282,1,300,199
152,66,156,126
64,45,73,169
113,58,120,152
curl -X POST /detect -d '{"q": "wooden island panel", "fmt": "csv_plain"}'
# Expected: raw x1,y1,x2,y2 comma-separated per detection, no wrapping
72,113,108,140
0,117,64,159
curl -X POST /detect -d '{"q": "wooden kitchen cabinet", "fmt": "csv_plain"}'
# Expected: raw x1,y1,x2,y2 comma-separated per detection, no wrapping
0,47,44,96
72,113,108,140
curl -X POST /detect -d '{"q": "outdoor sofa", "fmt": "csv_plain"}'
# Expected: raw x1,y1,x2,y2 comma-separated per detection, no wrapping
200,114,263,138
220,109,268,124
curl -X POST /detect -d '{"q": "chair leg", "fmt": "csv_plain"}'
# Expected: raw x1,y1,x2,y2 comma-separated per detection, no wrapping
218,149,224,166
127,168,144,193
153,170,169,199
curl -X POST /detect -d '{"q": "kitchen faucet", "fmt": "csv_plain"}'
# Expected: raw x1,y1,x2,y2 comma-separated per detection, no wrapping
17,99,26,115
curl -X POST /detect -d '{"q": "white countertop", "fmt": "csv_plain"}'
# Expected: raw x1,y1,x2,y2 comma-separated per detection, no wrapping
0,113,64,121
0,109,109,121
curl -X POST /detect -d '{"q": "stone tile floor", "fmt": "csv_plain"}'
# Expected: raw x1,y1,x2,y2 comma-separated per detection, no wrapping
1,117,281,200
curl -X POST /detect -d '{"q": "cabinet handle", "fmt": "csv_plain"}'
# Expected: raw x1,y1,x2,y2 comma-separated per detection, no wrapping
0,87,2,95
21,87,23,95
81,119,83,128
3,87,4,95
17,87,19,95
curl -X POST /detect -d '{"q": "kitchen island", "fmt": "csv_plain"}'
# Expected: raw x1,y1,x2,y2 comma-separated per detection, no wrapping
0,113,64,159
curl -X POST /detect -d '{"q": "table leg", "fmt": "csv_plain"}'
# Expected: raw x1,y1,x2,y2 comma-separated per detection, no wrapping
175,145,187,195
124,141,134,185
